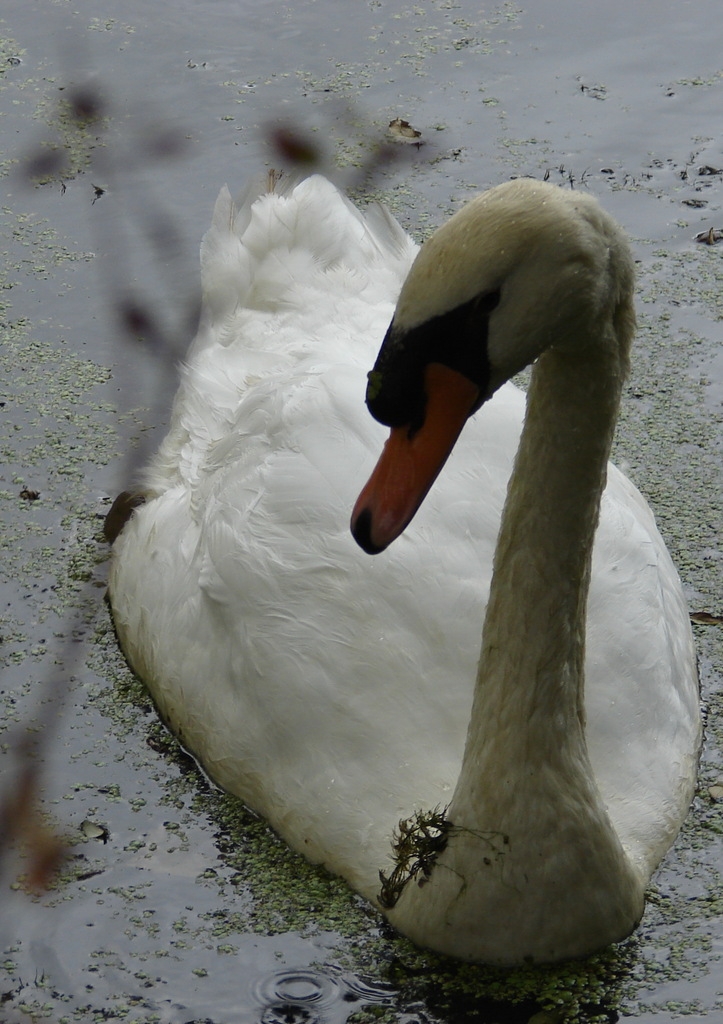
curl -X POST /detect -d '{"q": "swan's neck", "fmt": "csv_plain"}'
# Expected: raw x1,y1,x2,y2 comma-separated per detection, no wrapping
388,341,645,963
460,342,625,795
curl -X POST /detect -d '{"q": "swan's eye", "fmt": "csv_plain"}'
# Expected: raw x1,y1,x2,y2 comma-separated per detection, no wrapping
366,370,384,403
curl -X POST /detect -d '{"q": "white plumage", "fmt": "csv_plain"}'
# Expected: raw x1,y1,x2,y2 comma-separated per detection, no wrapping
108,175,700,964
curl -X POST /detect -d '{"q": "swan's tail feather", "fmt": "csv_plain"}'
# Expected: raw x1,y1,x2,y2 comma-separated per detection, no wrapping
143,175,416,496
197,176,416,332
195,185,252,329
363,201,416,263
229,169,301,238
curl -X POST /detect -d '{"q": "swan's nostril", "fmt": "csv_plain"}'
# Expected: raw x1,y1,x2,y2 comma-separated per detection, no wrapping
350,507,386,555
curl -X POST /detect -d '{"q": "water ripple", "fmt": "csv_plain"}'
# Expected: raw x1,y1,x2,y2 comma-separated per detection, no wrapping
253,967,396,1024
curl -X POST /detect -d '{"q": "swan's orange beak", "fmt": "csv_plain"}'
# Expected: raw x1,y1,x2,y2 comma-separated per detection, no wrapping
351,363,480,554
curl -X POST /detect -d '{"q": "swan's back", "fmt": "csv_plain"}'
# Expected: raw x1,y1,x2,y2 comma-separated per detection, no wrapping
109,177,699,911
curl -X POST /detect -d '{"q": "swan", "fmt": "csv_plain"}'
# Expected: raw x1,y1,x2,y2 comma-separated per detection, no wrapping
107,174,700,965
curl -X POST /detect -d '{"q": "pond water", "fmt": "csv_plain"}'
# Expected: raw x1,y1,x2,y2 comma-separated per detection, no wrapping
1,1,721,1021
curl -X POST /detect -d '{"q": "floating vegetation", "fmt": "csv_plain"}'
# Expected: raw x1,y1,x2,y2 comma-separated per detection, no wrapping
379,806,513,909
379,805,452,908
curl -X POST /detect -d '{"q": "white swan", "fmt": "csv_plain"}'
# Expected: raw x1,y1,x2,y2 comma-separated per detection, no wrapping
107,175,700,965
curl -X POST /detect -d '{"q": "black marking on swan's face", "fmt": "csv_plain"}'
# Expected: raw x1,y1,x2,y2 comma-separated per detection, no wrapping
365,290,501,433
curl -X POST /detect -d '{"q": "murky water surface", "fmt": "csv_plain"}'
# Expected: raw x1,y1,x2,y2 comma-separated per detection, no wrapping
1,1,721,1021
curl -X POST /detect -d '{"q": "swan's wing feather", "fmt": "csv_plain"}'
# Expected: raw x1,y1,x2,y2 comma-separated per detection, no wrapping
587,467,700,874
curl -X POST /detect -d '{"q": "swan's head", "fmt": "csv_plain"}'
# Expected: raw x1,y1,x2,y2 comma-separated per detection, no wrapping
351,178,635,554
